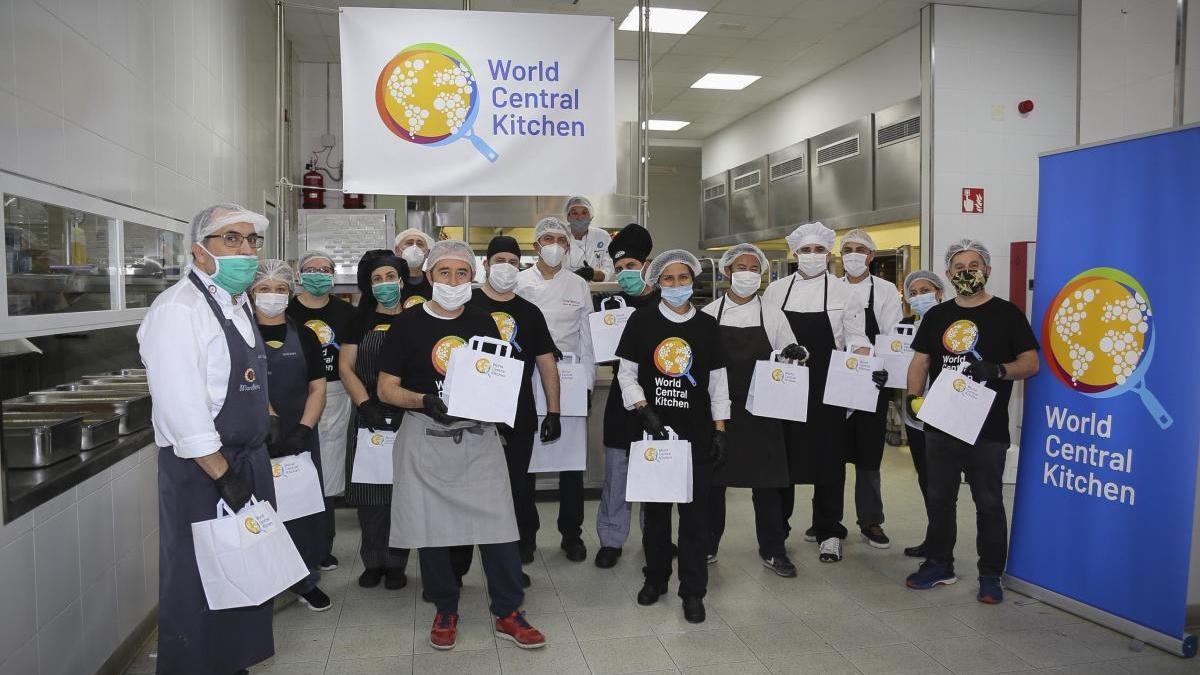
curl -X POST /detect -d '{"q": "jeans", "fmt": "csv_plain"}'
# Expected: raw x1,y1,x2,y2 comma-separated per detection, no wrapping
419,542,523,617
709,486,786,559
923,428,1009,577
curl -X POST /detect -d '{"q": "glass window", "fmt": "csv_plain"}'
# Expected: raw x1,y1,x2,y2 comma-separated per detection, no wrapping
123,222,185,308
4,195,113,315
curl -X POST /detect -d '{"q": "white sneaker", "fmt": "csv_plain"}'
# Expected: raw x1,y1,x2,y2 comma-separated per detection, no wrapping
818,537,842,563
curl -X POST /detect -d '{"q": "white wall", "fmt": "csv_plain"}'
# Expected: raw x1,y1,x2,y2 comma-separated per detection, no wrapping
647,147,702,254
294,61,344,195
701,27,920,178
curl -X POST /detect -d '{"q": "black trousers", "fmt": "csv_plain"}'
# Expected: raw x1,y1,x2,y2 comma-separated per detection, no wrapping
923,428,1009,577
643,461,710,598
780,462,848,542
419,542,523,617
502,428,540,549
708,486,786,559
907,424,929,503
356,505,409,571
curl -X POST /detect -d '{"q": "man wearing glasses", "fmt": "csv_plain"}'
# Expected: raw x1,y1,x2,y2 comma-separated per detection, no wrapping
137,203,280,675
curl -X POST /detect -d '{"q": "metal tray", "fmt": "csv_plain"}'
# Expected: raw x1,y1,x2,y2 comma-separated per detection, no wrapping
3,411,121,450
2,415,84,468
54,382,149,393
80,376,148,386
83,368,146,378
4,394,152,435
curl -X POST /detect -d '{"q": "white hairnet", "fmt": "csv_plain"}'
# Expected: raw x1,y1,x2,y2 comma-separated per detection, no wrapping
423,239,476,272
944,238,992,267
298,250,334,271
534,216,571,243
718,243,768,273
646,249,702,284
252,259,294,291
784,221,835,253
394,228,435,250
903,270,946,300
840,228,876,252
190,203,268,243
563,196,593,217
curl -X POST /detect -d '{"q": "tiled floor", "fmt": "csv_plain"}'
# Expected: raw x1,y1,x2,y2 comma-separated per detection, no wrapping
124,446,1199,674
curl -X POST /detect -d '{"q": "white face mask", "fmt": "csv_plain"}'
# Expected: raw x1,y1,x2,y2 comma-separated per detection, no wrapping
729,270,761,298
254,292,289,318
432,281,472,310
400,244,426,270
487,262,519,293
538,243,565,268
842,252,869,278
796,252,828,277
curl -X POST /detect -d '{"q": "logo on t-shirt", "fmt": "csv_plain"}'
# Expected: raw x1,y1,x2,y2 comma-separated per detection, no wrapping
491,312,516,341
266,340,284,349
304,319,337,347
653,337,693,378
431,335,467,375
942,319,980,355
373,323,391,332
403,295,427,309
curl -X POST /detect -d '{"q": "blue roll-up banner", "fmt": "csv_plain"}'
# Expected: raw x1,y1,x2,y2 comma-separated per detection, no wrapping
1007,125,1200,657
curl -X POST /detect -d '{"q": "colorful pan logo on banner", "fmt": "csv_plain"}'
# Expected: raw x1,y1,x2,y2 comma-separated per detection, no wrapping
1043,267,1172,429
653,337,697,386
375,43,499,162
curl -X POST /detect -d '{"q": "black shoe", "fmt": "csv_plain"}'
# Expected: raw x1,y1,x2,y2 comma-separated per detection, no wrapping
861,525,891,549
637,582,667,605
760,554,798,578
682,596,706,623
358,567,384,588
317,554,339,571
803,527,817,543
904,543,927,558
421,591,432,603
561,539,587,562
521,572,531,588
594,546,622,568
384,568,407,590
519,542,536,564
297,586,332,612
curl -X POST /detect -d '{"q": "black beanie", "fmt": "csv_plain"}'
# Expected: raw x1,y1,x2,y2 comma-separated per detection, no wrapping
608,223,652,262
486,235,522,261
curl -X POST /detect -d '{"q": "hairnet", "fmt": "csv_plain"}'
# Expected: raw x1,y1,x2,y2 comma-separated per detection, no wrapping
903,270,946,299
423,239,476,272
190,203,268,243
563,196,593,217
251,259,294,292
298,250,335,271
718,243,768,273
394,228,435,250
784,221,835,253
534,216,571,243
646,249,702,284
944,238,991,267
840,228,876,252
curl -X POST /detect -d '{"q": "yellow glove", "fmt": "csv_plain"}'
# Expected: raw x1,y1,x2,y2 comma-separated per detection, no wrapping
906,394,924,416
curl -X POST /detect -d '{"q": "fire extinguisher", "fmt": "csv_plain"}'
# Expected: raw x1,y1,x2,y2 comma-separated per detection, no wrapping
342,192,365,209
302,163,325,209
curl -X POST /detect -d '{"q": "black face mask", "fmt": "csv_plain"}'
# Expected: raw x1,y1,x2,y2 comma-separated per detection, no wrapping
950,269,988,296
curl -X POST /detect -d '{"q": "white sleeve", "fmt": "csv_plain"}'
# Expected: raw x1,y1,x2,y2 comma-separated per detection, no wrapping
708,367,731,421
617,358,645,410
768,308,798,352
576,285,595,389
139,303,223,459
842,302,871,352
876,280,905,336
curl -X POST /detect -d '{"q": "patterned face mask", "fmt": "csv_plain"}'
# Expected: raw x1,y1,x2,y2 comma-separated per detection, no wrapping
950,269,987,296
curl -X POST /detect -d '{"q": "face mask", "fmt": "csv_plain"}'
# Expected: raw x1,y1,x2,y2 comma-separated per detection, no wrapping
299,272,334,296
909,292,938,317
796,253,828,278
254,292,289,318
487,262,519,293
842,252,869,278
371,281,401,308
729,270,761,298
400,245,426,270
538,243,565,267
203,249,258,295
432,281,472,310
616,268,646,295
950,269,988,296
660,284,694,308
568,216,591,233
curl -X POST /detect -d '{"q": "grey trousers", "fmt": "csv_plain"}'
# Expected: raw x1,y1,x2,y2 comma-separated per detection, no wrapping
855,469,884,528
596,446,645,548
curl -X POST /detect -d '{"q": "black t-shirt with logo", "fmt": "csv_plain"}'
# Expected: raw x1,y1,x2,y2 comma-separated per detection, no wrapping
378,304,501,398
258,321,326,382
911,296,1039,443
401,276,434,309
285,294,357,382
601,289,660,449
470,288,558,433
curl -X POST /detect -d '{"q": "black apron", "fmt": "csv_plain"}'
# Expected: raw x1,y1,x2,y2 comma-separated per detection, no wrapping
844,278,888,471
265,318,328,567
779,275,842,485
157,272,275,675
711,296,788,488
345,314,402,507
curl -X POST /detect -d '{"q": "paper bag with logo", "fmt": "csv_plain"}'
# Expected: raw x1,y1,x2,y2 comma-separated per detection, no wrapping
589,296,635,363
271,451,325,521
822,350,884,412
626,426,693,504
191,497,309,610
746,350,810,422
873,325,915,388
528,415,588,472
534,351,589,417
917,368,998,444
352,426,396,485
445,335,522,425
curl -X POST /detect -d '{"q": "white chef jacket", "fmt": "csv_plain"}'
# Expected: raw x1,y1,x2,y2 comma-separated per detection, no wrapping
845,275,904,339
565,226,615,281
761,272,870,352
616,303,732,421
701,294,798,352
137,265,257,459
515,264,595,389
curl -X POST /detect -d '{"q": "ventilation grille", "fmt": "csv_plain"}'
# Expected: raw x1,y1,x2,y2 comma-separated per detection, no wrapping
731,170,761,192
703,183,726,201
815,135,860,167
877,116,920,147
769,155,805,181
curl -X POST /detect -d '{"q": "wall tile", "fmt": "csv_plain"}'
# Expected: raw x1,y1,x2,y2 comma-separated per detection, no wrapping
142,529,159,601
0,510,33,551
33,503,80,629
77,482,116,589
76,467,111,499
111,462,141,560
36,599,83,675
57,0,97,43
64,121,105,197
138,454,158,537
95,0,127,67
1121,72,1174,135
17,99,67,186
32,485,75,524
125,0,152,80
114,548,146,639
150,0,174,100
14,0,64,115
80,570,118,675
935,46,974,90
0,533,37,665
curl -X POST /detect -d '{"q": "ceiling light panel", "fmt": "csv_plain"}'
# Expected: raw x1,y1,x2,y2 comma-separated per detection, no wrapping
646,119,691,131
618,7,708,34
690,72,762,90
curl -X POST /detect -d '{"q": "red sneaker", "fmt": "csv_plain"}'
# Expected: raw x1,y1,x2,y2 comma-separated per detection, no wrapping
494,611,546,649
429,612,459,650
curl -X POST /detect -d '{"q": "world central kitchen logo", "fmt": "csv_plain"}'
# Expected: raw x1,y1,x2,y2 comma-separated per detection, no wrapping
375,43,587,163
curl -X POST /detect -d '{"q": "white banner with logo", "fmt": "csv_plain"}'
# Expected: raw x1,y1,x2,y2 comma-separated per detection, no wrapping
340,8,615,195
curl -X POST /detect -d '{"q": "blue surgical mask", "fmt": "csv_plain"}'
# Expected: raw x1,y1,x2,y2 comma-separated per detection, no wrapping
372,281,401,308
616,268,645,295
660,284,693,308
909,292,938,317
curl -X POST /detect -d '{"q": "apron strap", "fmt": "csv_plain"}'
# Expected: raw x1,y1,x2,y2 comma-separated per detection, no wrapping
782,273,828,312
426,425,486,444
716,295,727,323
781,275,797,308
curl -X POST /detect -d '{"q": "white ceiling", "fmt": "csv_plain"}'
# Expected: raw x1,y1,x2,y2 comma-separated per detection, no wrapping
279,0,1077,141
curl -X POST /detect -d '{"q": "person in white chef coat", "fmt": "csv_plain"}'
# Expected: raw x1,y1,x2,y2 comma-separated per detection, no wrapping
515,216,595,563
839,228,904,550
393,228,435,307
563,196,616,282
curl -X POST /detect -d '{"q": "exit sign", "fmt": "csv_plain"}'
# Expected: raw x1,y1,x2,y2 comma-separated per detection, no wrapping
962,187,984,213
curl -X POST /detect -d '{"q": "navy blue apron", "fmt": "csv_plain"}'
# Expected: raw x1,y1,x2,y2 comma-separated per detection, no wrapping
156,272,275,675
779,275,841,485
844,278,888,471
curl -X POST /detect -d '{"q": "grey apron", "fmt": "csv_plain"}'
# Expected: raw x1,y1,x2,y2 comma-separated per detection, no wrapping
156,272,275,675
388,412,519,549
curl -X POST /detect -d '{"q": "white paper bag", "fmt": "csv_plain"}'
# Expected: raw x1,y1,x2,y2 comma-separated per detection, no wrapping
589,296,635,363
745,350,810,422
271,451,325,522
822,350,884,412
352,427,396,485
445,335,522,425
626,427,693,504
917,369,998,444
528,415,588,472
873,325,915,389
534,352,590,417
191,497,309,610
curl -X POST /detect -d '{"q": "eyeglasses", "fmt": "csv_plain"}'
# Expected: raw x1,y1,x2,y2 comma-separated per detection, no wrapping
301,266,335,274
204,232,265,249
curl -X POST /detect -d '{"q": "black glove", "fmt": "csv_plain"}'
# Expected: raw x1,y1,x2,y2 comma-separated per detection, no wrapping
540,412,561,443
214,469,253,513
276,423,311,458
266,414,283,448
422,393,454,425
357,400,388,432
871,369,889,390
710,429,728,469
574,264,594,282
780,343,809,364
906,394,924,416
552,347,564,361
586,389,593,414
963,357,1005,383
636,405,667,440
